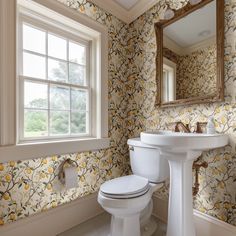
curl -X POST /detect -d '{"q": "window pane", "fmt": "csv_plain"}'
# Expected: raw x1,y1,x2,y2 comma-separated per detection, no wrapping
69,41,86,65
24,81,48,109
23,24,46,54
69,63,86,86
48,34,67,60
71,89,87,111
71,111,87,134
50,85,70,110
24,109,48,137
50,111,69,135
48,59,67,83
23,52,46,79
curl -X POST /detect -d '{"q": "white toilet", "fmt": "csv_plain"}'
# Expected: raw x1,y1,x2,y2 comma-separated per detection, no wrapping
98,138,169,236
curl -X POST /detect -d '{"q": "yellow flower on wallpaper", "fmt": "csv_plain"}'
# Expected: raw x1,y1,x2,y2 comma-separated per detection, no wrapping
221,116,227,125
224,202,231,209
24,184,30,190
47,167,54,174
215,107,221,114
0,163,4,171
9,161,15,167
214,202,221,209
39,172,46,179
51,201,57,208
0,219,4,225
199,207,206,213
5,174,12,182
79,5,85,12
3,193,10,200
80,162,86,168
80,176,85,182
217,181,225,189
46,183,52,191
9,214,16,221
25,168,32,175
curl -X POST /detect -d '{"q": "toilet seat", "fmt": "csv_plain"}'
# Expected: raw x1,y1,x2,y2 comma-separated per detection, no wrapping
100,175,150,199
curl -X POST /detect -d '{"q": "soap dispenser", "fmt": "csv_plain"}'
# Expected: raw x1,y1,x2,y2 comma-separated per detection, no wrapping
206,116,216,134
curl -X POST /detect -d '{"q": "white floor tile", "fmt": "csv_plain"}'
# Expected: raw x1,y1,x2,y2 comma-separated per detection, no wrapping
58,213,167,236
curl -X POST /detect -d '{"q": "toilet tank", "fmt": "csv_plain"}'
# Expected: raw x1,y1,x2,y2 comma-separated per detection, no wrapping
128,138,169,183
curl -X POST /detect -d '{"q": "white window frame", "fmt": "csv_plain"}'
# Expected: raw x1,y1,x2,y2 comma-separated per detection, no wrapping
0,0,109,162
18,15,92,142
163,57,176,103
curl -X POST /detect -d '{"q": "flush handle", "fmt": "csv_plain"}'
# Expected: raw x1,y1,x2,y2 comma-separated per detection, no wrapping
129,146,134,151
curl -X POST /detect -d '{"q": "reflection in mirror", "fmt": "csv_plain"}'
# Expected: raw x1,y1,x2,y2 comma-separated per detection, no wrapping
155,0,224,107
162,0,217,102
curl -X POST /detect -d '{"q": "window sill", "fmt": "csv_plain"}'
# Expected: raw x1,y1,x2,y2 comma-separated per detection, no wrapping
0,137,110,163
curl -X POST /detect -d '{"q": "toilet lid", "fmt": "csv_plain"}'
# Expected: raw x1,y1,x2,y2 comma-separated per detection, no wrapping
100,175,149,199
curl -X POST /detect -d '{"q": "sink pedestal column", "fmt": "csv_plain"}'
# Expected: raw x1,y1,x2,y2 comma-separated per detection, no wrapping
161,150,202,236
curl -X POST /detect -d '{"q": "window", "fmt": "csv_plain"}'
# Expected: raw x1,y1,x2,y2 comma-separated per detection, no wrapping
163,57,176,103
19,19,90,140
0,0,109,162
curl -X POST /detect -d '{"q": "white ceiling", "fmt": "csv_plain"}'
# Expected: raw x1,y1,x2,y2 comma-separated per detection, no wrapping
164,1,216,48
89,0,159,24
114,0,139,10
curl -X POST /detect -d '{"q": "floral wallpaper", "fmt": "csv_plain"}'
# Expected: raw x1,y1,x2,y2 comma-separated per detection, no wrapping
127,0,236,226
0,0,130,226
164,45,217,100
0,0,236,229
176,44,217,99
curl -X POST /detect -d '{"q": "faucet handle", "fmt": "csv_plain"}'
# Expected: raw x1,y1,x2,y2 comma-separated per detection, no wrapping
195,122,207,133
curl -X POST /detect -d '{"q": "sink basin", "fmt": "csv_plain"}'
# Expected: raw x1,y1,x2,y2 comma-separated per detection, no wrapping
140,130,228,236
141,130,228,152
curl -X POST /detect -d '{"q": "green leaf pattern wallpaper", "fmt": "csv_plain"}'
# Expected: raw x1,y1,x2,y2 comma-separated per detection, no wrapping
0,0,235,228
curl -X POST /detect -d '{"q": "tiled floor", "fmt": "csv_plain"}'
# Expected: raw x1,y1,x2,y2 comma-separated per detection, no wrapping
58,213,167,236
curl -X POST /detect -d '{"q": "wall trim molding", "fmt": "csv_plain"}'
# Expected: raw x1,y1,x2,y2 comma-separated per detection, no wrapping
152,195,236,236
193,209,236,236
0,0,16,146
0,192,103,236
89,0,159,24
164,35,216,56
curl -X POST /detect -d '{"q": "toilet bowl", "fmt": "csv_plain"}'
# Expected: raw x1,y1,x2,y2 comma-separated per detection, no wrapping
97,138,169,236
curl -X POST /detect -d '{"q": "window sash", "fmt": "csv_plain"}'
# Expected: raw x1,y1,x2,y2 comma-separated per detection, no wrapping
18,15,92,142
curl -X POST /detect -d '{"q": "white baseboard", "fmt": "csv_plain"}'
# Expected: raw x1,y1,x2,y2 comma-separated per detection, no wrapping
193,210,236,236
0,192,104,236
152,195,236,236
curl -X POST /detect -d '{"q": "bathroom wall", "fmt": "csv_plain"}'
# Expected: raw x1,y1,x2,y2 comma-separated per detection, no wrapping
127,0,236,226
0,0,130,225
176,44,217,99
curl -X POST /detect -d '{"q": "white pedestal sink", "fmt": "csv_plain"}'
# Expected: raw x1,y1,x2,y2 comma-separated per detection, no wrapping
140,131,228,236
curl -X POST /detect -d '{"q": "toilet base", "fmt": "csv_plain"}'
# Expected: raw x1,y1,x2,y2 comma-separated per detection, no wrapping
107,217,157,236
141,217,157,236
107,200,156,236
110,214,140,236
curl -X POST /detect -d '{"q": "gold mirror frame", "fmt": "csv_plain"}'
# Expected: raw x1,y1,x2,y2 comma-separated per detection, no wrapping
155,0,224,108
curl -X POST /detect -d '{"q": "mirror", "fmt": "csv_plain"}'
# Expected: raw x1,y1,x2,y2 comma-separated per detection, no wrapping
155,0,224,107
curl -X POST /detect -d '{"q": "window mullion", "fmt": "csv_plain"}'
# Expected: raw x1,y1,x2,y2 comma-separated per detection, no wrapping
67,39,71,136
46,30,50,137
